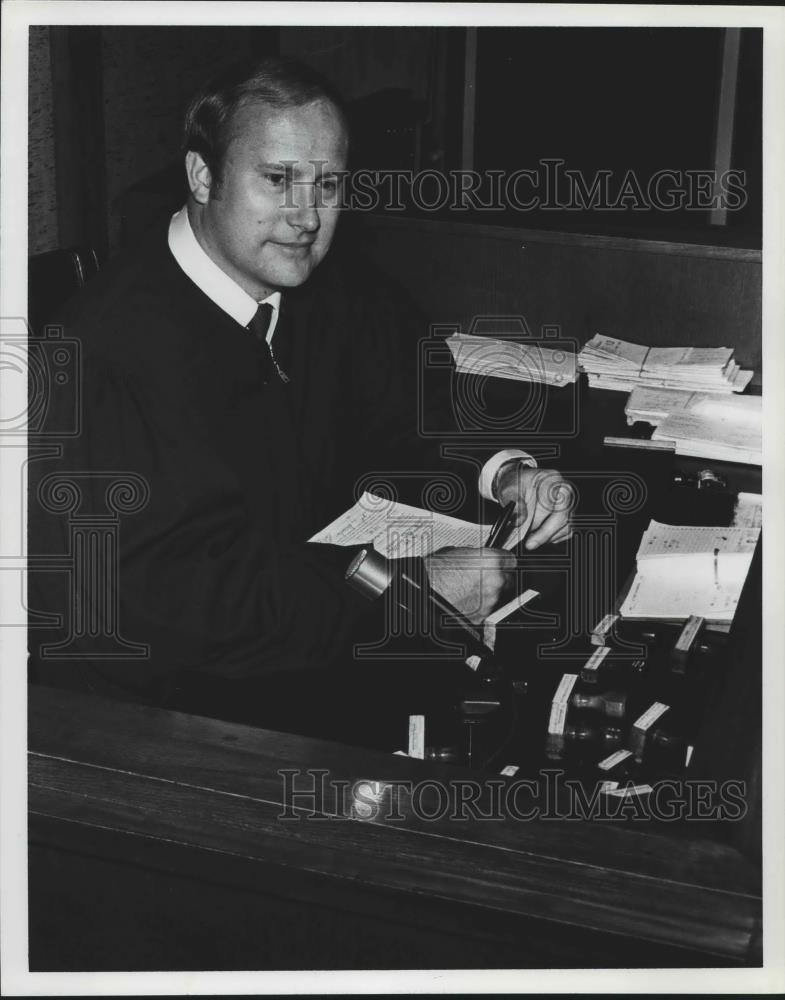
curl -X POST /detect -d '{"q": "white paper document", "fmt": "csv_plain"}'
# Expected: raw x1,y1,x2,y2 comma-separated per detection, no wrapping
625,386,698,423
581,334,649,370
309,492,497,558
620,519,760,623
637,521,760,561
624,384,761,464
651,408,761,463
626,387,761,426
620,573,744,622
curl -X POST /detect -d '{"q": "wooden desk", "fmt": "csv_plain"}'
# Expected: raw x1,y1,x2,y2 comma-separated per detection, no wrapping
29,685,761,970
27,370,762,971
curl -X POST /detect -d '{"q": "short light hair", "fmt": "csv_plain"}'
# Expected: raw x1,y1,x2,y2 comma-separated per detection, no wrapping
183,54,348,189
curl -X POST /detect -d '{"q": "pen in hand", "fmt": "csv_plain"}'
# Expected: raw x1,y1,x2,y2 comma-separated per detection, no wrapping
485,501,516,549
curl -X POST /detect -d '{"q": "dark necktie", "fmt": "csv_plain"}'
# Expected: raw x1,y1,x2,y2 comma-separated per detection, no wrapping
247,303,275,382
247,303,290,384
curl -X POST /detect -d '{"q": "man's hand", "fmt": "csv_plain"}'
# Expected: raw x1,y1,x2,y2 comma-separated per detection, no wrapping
423,546,517,624
495,462,575,550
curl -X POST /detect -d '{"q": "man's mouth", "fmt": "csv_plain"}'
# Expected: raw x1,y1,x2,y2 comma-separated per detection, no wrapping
273,241,314,254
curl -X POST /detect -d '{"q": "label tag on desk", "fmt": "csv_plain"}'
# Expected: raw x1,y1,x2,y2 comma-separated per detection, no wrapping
408,715,425,759
591,614,619,646
583,645,611,673
605,783,653,798
634,701,669,731
483,589,539,651
548,674,578,735
631,702,669,759
598,749,632,771
674,615,704,660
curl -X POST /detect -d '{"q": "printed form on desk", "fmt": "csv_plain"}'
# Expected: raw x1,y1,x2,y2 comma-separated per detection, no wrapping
626,387,762,425
637,521,760,561
309,491,499,558
651,409,761,465
620,520,760,624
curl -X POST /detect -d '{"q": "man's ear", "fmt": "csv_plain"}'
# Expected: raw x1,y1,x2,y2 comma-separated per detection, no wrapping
185,151,213,204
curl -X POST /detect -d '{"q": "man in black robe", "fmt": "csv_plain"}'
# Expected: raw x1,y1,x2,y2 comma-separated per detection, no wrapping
28,56,572,733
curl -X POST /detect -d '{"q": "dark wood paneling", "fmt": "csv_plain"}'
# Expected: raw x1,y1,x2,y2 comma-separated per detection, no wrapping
49,27,108,257
354,215,762,375
29,27,59,254
280,26,434,103
101,26,278,251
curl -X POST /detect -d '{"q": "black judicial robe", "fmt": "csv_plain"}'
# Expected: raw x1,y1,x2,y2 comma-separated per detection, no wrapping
27,223,474,705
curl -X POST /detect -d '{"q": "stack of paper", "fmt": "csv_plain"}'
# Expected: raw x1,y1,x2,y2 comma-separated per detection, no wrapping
619,520,760,624
625,387,762,464
579,334,753,393
446,333,578,387
578,335,649,391
625,386,692,424
651,412,761,465
642,347,740,390
626,386,762,424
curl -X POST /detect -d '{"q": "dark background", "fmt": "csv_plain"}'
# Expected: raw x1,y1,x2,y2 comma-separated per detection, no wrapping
29,25,762,260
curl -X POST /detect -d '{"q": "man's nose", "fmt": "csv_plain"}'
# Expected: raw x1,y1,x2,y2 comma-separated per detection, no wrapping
288,192,320,232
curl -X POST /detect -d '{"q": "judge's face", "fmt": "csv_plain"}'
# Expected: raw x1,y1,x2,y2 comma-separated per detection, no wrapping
186,98,348,300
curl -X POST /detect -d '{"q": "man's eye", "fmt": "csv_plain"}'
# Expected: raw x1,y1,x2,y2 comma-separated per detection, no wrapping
264,173,286,188
317,178,344,204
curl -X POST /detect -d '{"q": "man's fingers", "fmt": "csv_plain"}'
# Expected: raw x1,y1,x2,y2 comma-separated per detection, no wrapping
511,498,529,528
518,475,572,529
518,476,576,548
526,499,550,534
524,509,571,549
535,476,575,514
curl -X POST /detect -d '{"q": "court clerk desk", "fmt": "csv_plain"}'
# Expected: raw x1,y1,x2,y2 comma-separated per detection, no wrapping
28,366,763,971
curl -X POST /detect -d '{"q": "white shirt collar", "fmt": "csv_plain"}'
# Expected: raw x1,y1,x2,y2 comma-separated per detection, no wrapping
168,206,281,343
